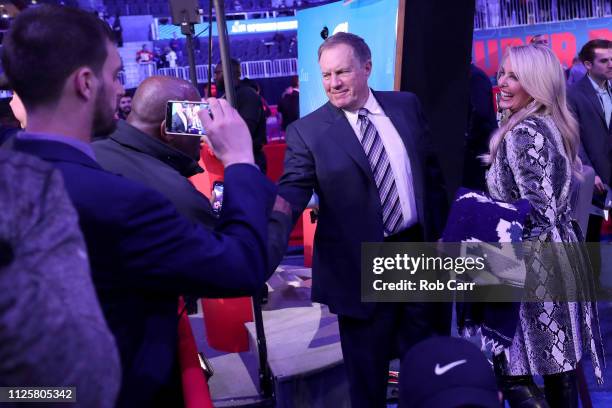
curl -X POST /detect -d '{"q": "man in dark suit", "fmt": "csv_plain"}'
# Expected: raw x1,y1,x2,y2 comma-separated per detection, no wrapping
269,32,450,407
568,39,612,285
170,102,188,133
3,6,275,407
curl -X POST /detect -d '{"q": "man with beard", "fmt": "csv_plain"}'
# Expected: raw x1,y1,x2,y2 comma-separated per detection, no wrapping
4,5,275,407
93,76,216,228
214,59,267,172
116,94,131,120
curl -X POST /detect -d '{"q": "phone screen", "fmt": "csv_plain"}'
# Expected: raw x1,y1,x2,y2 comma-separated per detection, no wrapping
211,182,224,214
166,100,209,136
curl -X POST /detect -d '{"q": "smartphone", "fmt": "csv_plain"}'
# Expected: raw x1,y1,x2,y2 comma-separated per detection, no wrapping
165,100,209,136
211,181,224,215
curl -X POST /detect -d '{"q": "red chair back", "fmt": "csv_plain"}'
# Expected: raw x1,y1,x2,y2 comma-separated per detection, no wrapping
177,297,214,408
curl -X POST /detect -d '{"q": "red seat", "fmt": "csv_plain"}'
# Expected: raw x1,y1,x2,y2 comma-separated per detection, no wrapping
177,297,213,408
263,142,286,182
302,210,317,267
190,143,225,199
201,297,253,352
263,142,304,246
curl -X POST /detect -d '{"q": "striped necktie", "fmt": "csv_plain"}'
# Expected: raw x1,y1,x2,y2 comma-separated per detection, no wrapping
357,108,404,235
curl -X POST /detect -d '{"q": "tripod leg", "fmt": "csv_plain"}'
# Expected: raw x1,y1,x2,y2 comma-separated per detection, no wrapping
252,287,274,399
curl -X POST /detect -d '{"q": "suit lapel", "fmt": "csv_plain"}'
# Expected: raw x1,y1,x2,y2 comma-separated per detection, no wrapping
580,76,607,127
324,102,376,184
374,92,417,162
374,92,423,197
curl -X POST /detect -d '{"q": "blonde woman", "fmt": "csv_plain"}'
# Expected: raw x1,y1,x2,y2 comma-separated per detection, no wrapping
485,45,604,407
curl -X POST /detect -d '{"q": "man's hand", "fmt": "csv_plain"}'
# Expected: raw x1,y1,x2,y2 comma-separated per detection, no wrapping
594,175,606,195
199,98,255,168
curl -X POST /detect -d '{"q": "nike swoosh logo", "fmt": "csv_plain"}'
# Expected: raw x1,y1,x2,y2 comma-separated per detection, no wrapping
434,359,467,375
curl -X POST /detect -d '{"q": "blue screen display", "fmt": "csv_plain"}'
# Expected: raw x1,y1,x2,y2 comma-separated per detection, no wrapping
296,0,400,117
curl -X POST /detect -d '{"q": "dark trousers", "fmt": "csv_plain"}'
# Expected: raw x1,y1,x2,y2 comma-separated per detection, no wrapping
338,303,450,408
586,215,603,287
336,224,451,408
151,356,184,408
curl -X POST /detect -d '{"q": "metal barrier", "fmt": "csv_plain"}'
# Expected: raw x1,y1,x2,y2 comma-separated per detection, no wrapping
474,0,612,30
241,60,272,78
122,58,298,88
119,62,155,89
195,65,211,83
272,58,298,77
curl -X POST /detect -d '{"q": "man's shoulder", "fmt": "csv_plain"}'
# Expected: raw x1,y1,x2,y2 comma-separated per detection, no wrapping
299,101,335,121
93,123,147,156
61,157,178,227
92,136,121,154
0,148,53,173
287,102,332,134
567,75,590,97
92,136,150,172
373,90,419,105
236,84,258,97
42,147,162,202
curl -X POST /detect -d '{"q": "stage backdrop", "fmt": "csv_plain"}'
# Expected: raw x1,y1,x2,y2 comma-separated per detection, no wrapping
473,16,612,77
296,0,400,117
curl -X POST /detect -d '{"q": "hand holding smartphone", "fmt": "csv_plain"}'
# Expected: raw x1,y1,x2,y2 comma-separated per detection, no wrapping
198,98,255,168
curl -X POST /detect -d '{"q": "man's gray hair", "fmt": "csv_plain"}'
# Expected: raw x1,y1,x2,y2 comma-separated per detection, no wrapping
317,32,372,64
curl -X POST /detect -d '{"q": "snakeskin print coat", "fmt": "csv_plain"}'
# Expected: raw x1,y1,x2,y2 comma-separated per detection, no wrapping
486,114,605,380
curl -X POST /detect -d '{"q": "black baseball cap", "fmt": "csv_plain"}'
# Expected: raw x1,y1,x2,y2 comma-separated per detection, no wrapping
399,336,500,408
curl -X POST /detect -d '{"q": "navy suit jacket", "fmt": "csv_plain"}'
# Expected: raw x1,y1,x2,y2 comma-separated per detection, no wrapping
171,112,187,133
13,138,275,407
568,75,612,185
276,91,448,318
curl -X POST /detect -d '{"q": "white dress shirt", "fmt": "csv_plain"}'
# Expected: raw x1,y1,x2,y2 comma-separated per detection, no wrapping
343,90,418,233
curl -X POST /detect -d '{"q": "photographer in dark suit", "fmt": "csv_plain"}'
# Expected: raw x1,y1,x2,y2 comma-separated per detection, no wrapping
93,76,216,228
269,32,450,408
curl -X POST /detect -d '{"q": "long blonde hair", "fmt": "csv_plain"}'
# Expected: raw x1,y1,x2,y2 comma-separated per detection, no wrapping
484,45,580,169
